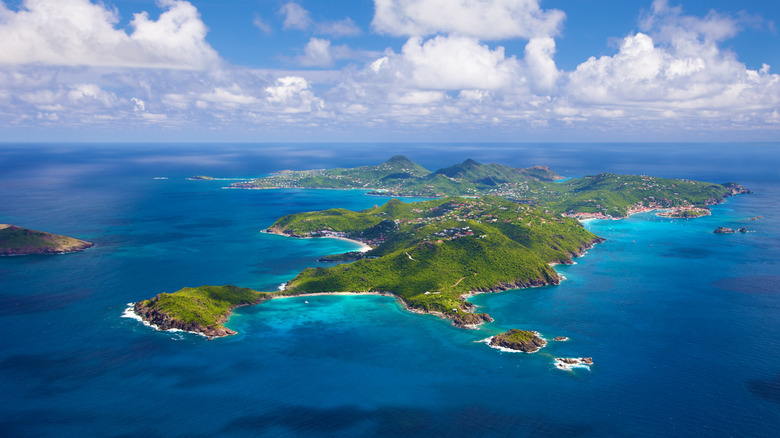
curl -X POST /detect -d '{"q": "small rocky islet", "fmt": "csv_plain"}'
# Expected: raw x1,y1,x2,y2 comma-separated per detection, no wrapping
713,226,749,234
489,329,547,353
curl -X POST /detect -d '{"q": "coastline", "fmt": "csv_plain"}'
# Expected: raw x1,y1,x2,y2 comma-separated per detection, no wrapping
569,194,742,221
130,228,605,340
263,228,373,253
122,303,208,338
126,291,401,339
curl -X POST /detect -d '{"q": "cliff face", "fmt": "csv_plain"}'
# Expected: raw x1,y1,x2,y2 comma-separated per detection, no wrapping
0,224,94,256
722,182,752,196
133,300,238,339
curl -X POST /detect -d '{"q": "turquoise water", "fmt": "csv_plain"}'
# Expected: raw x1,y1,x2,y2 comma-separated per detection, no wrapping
1,143,779,436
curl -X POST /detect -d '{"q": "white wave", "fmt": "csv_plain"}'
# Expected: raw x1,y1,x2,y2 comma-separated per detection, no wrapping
121,303,143,322
554,358,592,372
121,303,206,338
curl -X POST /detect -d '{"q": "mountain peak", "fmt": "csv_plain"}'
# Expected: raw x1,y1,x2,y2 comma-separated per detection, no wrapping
385,155,414,166
462,158,481,167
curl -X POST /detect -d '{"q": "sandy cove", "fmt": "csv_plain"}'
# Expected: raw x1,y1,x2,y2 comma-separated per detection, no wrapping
262,228,372,253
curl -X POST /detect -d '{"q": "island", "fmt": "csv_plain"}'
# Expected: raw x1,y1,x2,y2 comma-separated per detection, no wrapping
231,155,750,219
488,329,547,353
0,224,94,256
130,156,752,340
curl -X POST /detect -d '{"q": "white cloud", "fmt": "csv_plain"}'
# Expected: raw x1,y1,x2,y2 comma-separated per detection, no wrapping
67,83,117,106
317,17,361,37
0,0,219,69
641,0,742,44
280,2,361,37
253,14,272,34
200,87,259,106
298,38,334,67
131,97,146,112
280,2,312,31
524,37,559,93
265,76,324,113
369,35,521,91
295,37,380,67
0,0,777,140
565,5,780,116
389,90,445,105
371,0,565,40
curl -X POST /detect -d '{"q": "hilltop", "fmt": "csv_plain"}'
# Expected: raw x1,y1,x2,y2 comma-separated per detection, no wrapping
0,224,94,256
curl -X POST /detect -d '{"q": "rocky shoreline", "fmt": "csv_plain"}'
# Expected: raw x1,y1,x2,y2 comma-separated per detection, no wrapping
132,295,269,340
554,357,594,371
488,329,547,353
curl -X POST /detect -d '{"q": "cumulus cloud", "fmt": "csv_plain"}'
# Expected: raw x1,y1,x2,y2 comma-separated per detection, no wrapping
0,0,778,140
0,0,219,69
371,0,565,40
524,37,560,93
565,1,780,118
368,35,521,90
265,76,324,113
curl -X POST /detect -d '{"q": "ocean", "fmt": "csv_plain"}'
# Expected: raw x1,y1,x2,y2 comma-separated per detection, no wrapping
1,142,778,437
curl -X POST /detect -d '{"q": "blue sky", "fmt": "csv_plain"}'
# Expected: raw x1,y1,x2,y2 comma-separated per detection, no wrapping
1,0,779,142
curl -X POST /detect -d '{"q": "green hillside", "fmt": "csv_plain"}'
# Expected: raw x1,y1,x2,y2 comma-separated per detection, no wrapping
271,197,600,326
134,285,268,339
233,156,747,218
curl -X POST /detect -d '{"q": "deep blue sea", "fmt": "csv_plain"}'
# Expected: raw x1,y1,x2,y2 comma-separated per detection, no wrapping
1,143,779,437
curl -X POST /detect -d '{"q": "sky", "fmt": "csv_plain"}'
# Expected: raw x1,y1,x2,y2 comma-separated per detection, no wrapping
0,0,779,143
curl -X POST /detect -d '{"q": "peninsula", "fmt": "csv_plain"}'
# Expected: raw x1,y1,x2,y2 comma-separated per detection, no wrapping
0,224,94,256
132,156,751,339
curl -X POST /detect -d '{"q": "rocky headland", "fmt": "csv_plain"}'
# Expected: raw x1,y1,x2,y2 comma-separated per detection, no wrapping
132,285,269,340
0,224,94,256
